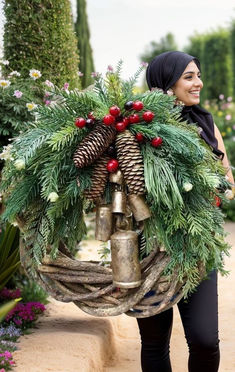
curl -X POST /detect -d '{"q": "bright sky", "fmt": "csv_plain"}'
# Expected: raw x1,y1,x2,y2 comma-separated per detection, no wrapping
1,0,235,81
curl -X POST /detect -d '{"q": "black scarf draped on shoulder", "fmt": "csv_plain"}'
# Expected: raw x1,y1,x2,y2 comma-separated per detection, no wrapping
146,51,224,159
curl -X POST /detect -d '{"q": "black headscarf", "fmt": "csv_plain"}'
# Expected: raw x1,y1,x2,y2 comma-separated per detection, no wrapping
146,51,224,159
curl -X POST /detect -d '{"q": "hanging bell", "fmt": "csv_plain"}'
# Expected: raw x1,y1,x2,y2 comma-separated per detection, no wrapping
109,169,123,185
128,194,151,221
95,204,113,242
110,230,141,288
112,187,127,214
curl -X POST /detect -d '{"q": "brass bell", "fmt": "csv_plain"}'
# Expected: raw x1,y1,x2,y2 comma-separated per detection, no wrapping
128,194,151,221
109,169,123,185
95,204,112,242
112,186,127,214
110,230,141,288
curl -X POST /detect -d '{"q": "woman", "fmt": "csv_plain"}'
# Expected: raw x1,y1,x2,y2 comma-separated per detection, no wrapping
136,51,234,372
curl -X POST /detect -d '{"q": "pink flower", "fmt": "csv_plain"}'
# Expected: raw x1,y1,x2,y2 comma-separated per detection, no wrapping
9,361,15,365
141,61,148,67
233,125,235,130
107,65,113,72
219,94,224,100
4,351,12,358
63,82,69,90
13,90,23,98
45,100,51,106
0,368,6,372
44,80,54,87
44,91,51,97
227,96,233,102
221,103,230,110
77,71,84,77
91,72,99,78
225,114,232,120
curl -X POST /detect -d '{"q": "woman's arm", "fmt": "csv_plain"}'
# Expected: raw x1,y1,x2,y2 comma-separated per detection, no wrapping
214,124,235,197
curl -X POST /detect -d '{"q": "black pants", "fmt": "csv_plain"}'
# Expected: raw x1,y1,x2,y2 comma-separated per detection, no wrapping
137,270,220,372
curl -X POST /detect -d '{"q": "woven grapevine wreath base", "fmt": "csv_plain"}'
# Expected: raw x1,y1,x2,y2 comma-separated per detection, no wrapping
19,239,205,318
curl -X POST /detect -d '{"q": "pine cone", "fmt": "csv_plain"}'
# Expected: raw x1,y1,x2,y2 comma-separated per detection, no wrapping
115,130,145,194
73,124,116,168
84,154,110,201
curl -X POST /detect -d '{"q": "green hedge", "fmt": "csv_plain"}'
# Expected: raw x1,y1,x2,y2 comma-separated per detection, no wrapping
3,0,80,89
185,29,233,101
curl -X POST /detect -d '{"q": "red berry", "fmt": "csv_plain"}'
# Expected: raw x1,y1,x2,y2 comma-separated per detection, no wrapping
107,159,119,172
88,112,95,120
129,114,140,124
122,117,129,126
133,100,144,111
151,137,163,147
116,122,126,132
103,114,116,126
135,133,144,142
143,111,155,122
214,195,221,207
109,106,121,117
75,117,86,128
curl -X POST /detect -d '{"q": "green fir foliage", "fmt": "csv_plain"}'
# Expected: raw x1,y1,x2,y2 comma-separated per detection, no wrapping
0,64,231,294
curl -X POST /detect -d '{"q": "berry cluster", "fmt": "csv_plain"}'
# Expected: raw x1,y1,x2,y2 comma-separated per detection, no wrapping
74,100,156,132
74,112,96,129
74,101,163,172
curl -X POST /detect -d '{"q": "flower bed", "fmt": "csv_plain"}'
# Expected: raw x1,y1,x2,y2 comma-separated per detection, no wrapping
0,287,46,371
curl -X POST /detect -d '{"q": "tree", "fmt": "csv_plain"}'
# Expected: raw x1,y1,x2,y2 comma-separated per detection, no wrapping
3,0,80,89
75,0,95,88
185,29,233,101
230,20,235,97
139,33,178,64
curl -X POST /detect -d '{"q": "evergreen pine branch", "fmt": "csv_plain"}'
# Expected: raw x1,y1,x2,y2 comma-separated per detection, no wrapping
143,144,183,209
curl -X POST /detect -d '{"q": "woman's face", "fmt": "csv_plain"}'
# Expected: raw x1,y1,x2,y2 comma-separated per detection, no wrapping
171,61,203,106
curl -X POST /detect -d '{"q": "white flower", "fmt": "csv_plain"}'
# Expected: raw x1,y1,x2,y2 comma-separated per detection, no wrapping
0,79,11,88
1,60,9,65
225,189,234,200
14,159,25,170
9,71,21,77
0,145,13,161
11,221,19,227
44,79,54,87
29,69,42,80
48,192,59,202
26,102,37,111
183,182,193,192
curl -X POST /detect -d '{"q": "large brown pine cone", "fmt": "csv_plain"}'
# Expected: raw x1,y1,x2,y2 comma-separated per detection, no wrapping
115,130,145,194
84,154,110,201
73,124,116,168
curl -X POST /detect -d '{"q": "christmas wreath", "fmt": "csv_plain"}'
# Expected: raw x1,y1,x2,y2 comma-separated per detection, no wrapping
0,63,231,317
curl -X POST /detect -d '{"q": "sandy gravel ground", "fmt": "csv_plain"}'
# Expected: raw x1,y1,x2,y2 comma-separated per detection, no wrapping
13,222,235,372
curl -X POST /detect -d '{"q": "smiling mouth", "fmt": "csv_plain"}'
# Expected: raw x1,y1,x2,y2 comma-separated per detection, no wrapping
189,91,200,96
